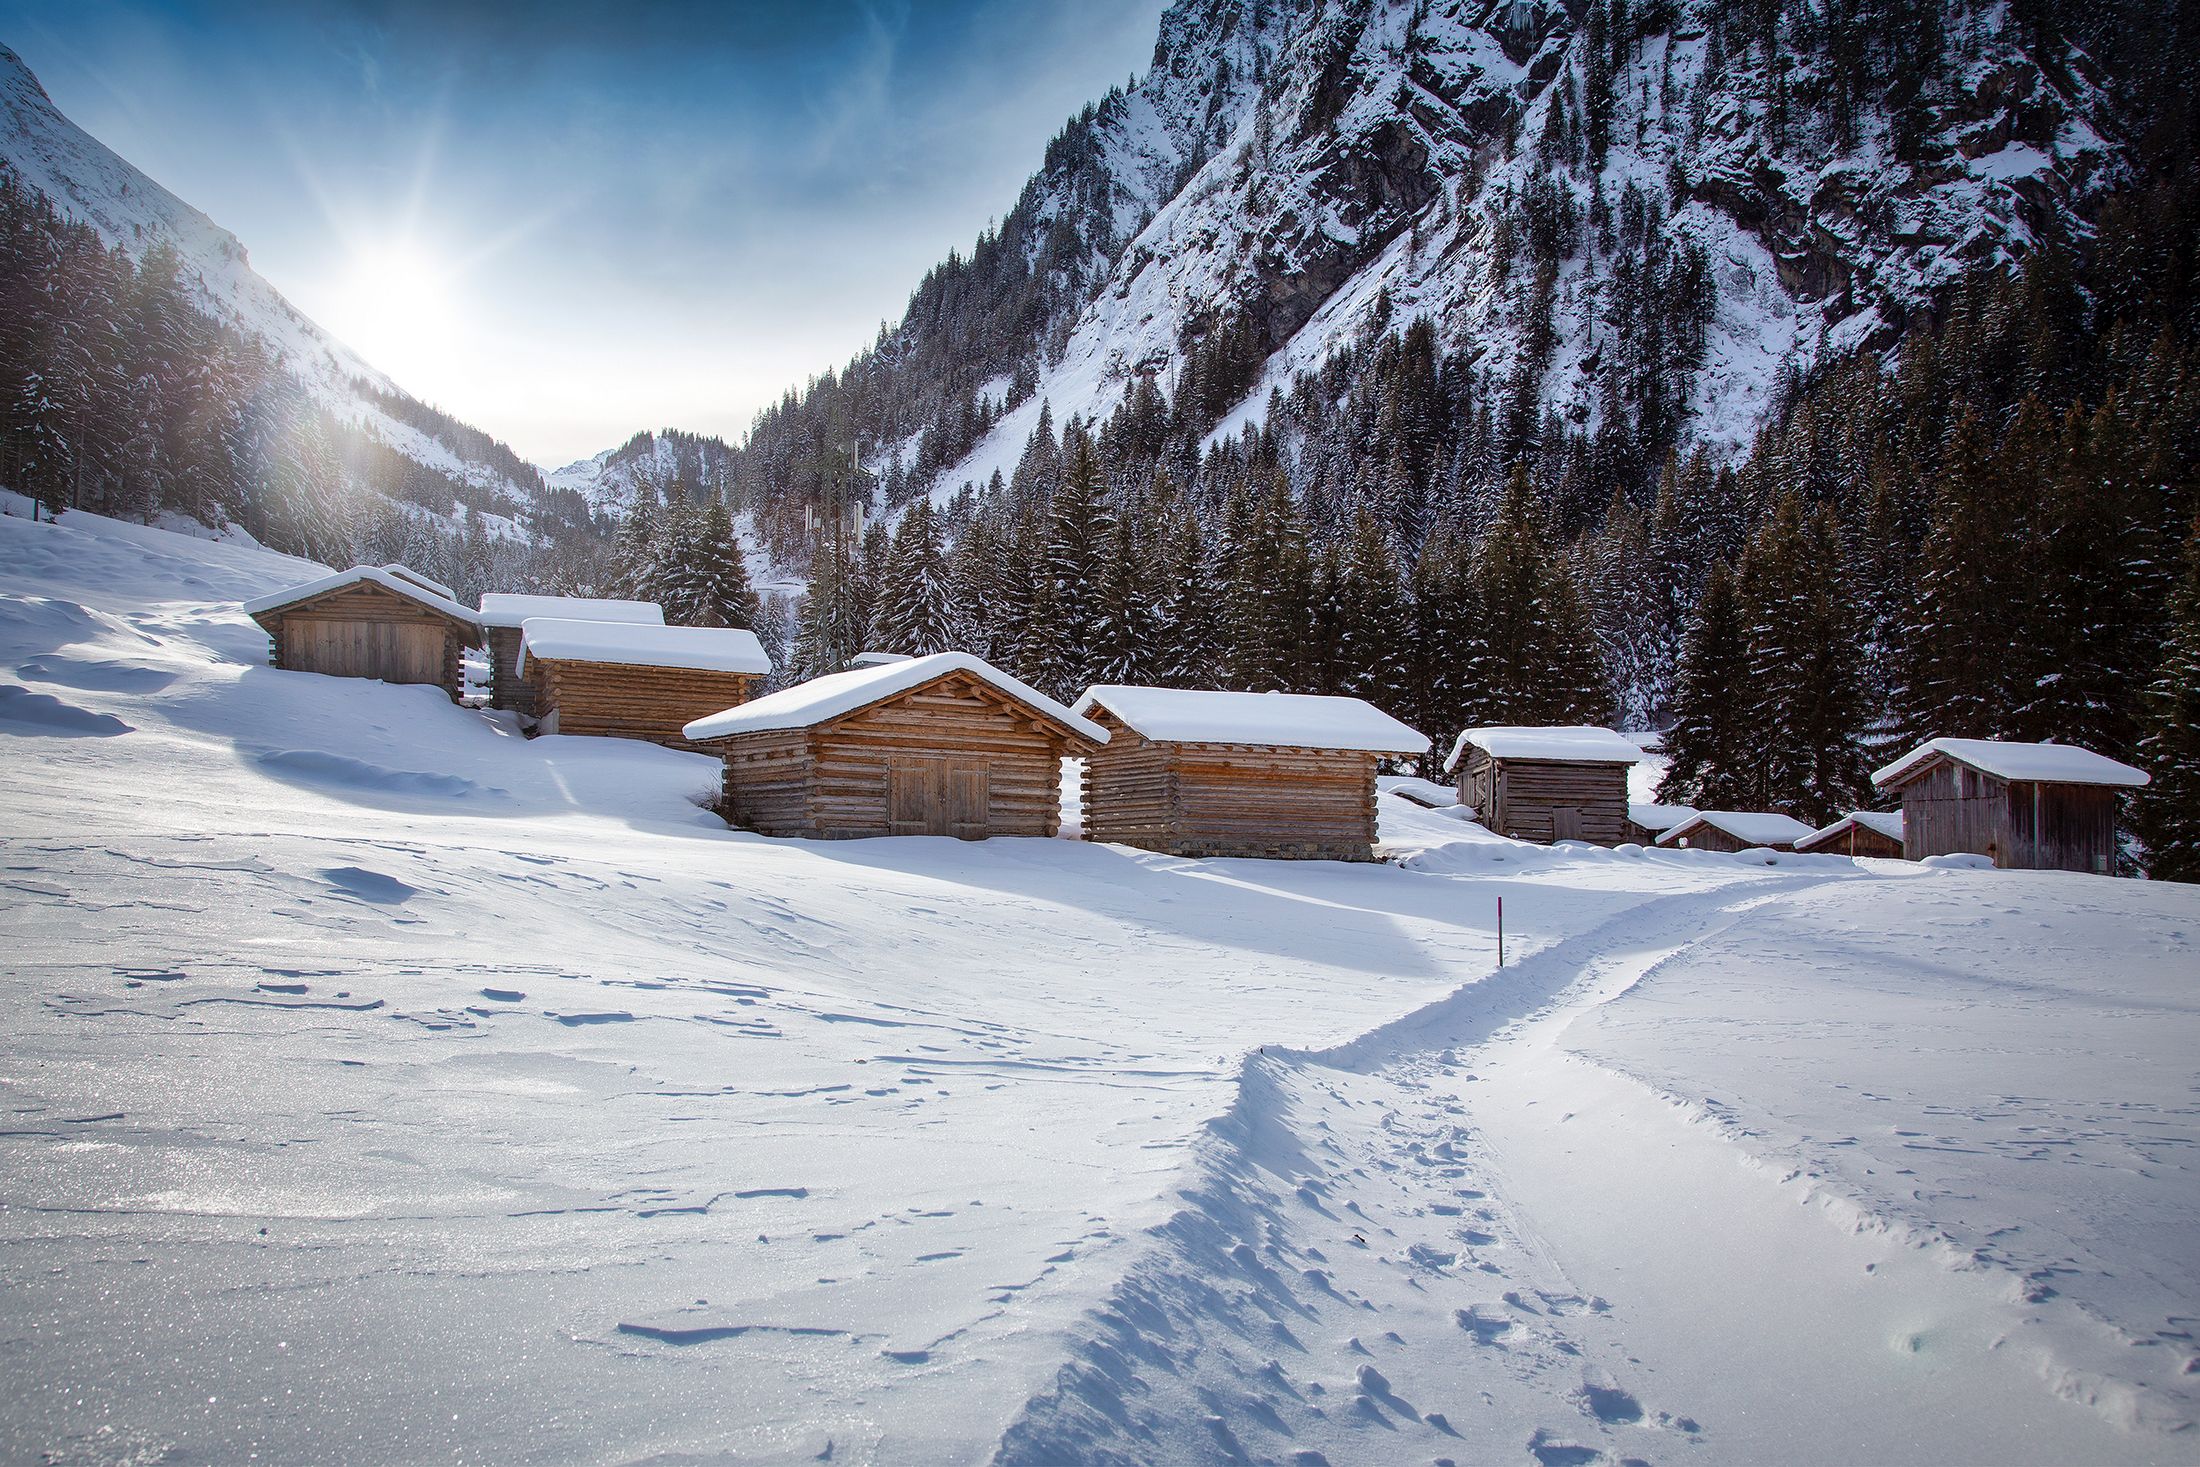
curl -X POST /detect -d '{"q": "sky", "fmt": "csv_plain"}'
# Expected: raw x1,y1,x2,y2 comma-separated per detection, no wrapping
0,0,1168,468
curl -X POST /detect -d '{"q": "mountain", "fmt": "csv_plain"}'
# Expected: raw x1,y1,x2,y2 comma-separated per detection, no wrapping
547,428,740,515
0,42,543,539
701,0,2136,568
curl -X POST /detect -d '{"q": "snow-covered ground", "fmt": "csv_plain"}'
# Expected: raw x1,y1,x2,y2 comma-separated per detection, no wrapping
1,503,2194,1466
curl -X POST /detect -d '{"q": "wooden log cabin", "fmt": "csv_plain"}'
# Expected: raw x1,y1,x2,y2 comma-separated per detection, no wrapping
1444,725,1642,845
1795,810,1907,859
683,652,1104,840
1623,802,1698,846
243,566,482,701
1655,810,1815,853
1871,738,2148,873
520,619,771,749
1071,686,1427,861
478,594,663,717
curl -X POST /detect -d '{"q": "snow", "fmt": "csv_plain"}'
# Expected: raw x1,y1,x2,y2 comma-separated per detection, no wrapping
848,650,913,667
516,619,771,676
477,593,664,631
1445,723,1646,772
685,652,1104,744
240,565,482,630
1802,809,1906,848
1381,774,1460,808
1658,809,1818,847
4,504,2196,1465
1627,801,1698,834
1874,737,2151,790
376,563,457,603
1075,685,1428,755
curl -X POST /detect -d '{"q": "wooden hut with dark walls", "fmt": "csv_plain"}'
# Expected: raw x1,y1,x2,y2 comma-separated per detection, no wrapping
1072,686,1427,861
243,566,481,701
520,620,771,749
1871,738,2148,873
1796,810,1907,859
1444,725,1642,845
684,652,1104,840
1655,810,1814,853
1624,802,1697,846
478,594,662,717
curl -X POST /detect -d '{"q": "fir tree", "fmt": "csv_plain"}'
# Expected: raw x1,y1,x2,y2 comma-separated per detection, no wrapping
871,499,957,655
1658,559,1750,807
697,499,760,629
2136,518,2200,881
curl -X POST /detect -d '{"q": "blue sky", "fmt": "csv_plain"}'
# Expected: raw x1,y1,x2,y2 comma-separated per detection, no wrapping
1,0,1166,466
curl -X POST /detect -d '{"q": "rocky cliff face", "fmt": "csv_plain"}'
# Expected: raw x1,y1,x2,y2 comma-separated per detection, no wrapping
904,0,2122,495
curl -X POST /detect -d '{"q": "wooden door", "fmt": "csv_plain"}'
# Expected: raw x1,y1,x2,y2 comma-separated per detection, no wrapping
887,755,992,838
1551,805,1584,842
947,760,991,840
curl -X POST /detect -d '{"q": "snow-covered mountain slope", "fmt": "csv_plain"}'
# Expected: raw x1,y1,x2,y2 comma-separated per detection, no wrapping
0,43,539,506
3,497,2194,1464
894,0,2123,495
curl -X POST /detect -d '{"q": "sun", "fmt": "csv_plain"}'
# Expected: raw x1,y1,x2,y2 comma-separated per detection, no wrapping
331,236,457,378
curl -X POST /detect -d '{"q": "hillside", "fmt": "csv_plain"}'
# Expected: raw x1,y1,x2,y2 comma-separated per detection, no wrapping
2,486,2195,1465
711,0,2135,551
0,44,548,563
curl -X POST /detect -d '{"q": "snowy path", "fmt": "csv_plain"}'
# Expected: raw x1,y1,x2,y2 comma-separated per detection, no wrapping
995,880,2197,1465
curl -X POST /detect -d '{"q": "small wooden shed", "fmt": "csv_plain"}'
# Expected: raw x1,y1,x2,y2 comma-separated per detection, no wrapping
1871,738,2148,873
244,566,481,701
684,652,1104,840
1655,810,1815,853
1796,810,1907,859
1624,802,1698,846
1072,686,1428,861
521,619,772,749
478,594,663,717
1444,725,1642,845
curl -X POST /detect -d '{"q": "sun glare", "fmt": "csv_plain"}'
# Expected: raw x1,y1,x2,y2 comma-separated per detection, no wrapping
332,237,458,381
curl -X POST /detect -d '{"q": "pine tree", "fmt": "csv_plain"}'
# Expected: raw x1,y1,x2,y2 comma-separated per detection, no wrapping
616,483,662,603
871,499,958,655
697,499,760,629
1031,431,1114,697
1335,508,1415,715
1658,558,1750,807
1734,494,1870,822
2136,518,2200,881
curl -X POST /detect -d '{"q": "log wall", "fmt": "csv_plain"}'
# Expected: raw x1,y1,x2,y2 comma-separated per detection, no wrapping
1898,759,2119,872
1671,822,1798,853
1079,712,1178,849
1457,749,1630,845
1084,720,1382,861
487,627,536,715
1800,824,1906,859
704,670,1076,839
530,660,758,749
263,582,465,700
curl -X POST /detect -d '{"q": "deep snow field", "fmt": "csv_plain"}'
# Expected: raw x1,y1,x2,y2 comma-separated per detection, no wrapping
1,502,2195,1467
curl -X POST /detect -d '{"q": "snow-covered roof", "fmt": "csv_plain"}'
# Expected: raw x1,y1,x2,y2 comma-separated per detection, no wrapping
378,563,456,602
848,650,913,668
1073,686,1427,755
1626,802,1698,833
1872,738,2149,790
1799,810,1907,849
1656,810,1816,848
684,651,1104,744
478,593,663,630
243,566,481,633
518,619,771,675
1444,724,1643,772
